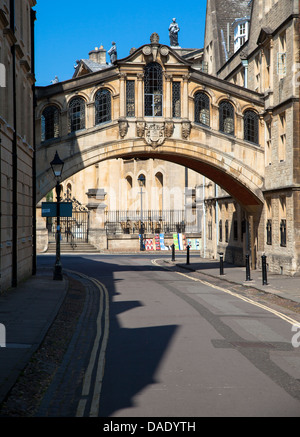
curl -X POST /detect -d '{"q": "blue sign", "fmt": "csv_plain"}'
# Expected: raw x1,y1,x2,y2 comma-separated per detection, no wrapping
42,202,72,218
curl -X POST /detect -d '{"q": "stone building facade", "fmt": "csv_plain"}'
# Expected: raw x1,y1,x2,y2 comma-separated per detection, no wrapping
0,0,36,291
203,0,300,274
35,0,299,275
35,33,265,257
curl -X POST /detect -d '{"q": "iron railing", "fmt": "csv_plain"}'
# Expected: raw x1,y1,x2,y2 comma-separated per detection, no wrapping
104,209,201,235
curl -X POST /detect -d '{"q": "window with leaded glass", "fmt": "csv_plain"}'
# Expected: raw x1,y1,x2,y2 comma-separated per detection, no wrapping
126,80,135,117
172,82,181,118
280,219,286,247
95,89,111,125
41,105,59,141
219,101,234,135
144,62,163,117
266,219,272,245
194,92,210,126
68,97,85,133
244,110,259,144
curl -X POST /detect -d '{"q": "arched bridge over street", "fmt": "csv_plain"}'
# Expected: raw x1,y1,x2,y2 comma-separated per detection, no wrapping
35,38,265,214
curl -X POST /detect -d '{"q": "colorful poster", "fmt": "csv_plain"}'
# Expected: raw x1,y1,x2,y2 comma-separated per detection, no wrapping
154,234,160,251
173,233,179,250
178,233,183,250
187,238,200,250
160,233,168,250
145,238,154,250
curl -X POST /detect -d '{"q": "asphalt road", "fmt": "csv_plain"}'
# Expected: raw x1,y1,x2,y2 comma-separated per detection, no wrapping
38,254,300,417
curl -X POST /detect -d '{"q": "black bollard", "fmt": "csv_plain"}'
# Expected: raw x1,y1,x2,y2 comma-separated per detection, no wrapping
219,252,224,275
171,244,175,261
245,254,251,281
261,254,268,285
186,245,190,265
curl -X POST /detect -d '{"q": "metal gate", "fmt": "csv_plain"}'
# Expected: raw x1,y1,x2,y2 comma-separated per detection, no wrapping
47,199,89,243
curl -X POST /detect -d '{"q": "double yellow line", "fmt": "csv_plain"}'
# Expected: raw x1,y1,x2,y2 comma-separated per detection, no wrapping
65,270,109,417
152,259,300,328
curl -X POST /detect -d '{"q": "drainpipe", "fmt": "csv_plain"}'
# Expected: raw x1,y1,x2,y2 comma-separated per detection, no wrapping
31,8,36,276
10,0,17,287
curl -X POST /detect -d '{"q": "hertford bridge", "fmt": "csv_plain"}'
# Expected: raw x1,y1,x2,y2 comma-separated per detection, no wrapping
35,34,265,215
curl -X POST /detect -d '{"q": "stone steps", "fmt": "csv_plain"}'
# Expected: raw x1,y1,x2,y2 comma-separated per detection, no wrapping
47,241,98,253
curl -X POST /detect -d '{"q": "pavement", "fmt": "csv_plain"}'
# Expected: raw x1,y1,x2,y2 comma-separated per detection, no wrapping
0,253,300,407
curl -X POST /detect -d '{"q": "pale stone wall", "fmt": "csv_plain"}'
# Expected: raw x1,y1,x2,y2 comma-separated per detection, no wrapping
202,0,300,275
0,1,36,291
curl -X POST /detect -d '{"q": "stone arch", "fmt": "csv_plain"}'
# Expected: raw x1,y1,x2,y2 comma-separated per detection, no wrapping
37,139,263,210
91,83,117,102
37,100,62,119
66,91,89,106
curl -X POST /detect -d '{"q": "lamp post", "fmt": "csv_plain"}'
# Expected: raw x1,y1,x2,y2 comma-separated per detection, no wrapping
50,151,64,280
138,174,145,251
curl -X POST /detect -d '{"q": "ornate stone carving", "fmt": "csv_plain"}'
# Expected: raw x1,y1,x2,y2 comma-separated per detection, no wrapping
142,46,152,56
118,119,128,138
160,46,170,57
136,121,145,137
150,33,160,44
165,121,174,138
145,123,165,148
182,121,191,139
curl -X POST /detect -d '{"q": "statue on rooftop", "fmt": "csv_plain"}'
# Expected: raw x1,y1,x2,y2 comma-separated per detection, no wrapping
50,76,59,84
169,18,180,46
108,42,117,64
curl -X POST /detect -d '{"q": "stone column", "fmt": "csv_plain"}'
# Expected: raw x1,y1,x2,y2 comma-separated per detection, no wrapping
182,74,189,119
86,188,108,250
164,73,172,119
86,102,94,129
137,73,144,118
119,73,127,118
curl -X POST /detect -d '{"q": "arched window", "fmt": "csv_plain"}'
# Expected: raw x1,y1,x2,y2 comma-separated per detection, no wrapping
194,92,210,126
155,172,164,211
41,105,59,141
68,97,85,133
95,89,111,125
144,62,163,116
219,100,235,135
244,110,259,144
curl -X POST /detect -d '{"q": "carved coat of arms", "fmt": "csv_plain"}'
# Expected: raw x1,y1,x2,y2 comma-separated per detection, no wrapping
145,123,165,148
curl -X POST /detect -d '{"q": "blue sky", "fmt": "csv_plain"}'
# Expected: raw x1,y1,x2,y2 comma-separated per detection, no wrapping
33,1,207,86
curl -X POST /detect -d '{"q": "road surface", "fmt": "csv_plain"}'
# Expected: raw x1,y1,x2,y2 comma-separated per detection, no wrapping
37,253,300,417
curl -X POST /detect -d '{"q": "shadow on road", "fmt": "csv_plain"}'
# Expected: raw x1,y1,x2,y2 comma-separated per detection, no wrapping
38,255,178,417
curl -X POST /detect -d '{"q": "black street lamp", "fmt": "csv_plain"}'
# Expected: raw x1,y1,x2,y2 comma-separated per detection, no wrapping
50,151,64,280
138,174,145,251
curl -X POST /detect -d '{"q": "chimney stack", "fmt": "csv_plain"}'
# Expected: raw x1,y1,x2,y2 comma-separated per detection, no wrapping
89,45,107,65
